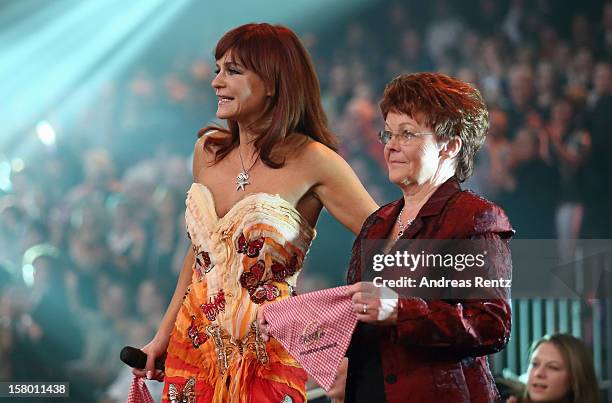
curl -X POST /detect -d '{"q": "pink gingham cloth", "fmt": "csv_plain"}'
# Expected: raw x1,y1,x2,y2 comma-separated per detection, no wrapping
263,285,357,391
126,376,154,403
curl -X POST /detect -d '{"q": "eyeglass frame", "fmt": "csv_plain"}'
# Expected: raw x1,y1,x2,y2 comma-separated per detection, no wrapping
377,129,435,145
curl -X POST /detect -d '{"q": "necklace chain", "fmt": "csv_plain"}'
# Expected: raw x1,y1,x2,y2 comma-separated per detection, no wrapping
397,206,414,238
238,147,258,173
236,147,259,191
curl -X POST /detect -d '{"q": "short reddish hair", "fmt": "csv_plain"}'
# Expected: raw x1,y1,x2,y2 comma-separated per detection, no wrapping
200,23,337,167
380,73,489,181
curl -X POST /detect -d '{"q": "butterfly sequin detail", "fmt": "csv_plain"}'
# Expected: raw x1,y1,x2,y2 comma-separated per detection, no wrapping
239,260,281,304
168,377,196,403
200,289,226,322
194,251,214,281
270,254,299,282
236,233,265,258
187,316,208,348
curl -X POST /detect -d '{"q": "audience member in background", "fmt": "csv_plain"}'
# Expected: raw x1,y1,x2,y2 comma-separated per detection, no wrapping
12,247,83,382
583,62,612,238
67,281,129,400
465,106,513,199
505,65,537,138
500,127,559,238
534,62,559,119
0,197,27,266
67,199,114,311
147,187,183,288
506,333,601,403
546,98,590,259
106,193,147,283
67,148,121,206
136,279,165,332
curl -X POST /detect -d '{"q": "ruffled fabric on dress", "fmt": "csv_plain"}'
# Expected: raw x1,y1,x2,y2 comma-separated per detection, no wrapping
163,183,315,403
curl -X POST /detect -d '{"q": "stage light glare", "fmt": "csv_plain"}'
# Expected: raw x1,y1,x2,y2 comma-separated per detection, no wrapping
0,161,11,192
11,159,25,172
22,263,34,287
36,121,56,146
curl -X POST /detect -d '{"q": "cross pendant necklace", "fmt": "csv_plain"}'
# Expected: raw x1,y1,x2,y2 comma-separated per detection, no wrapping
236,147,259,191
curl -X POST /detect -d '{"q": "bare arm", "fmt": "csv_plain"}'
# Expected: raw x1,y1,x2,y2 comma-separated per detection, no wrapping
156,249,194,343
308,143,378,234
154,136,206,340
133,248,194,380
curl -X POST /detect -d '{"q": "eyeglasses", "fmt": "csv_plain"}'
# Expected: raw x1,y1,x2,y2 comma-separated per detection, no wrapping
378,129,434,145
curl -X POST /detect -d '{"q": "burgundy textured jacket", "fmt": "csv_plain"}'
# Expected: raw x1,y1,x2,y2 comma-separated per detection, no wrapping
346,178,513,403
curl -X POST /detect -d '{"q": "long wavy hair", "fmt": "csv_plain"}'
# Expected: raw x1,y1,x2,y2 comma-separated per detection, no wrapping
199,23,338,168
522,334,601,403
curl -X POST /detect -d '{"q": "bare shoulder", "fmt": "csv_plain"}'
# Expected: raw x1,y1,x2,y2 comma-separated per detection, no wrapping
288,135,344,169
201,129,230,142
302,140,354,184
196,130,230,159
193,129,230,181
286,134,378,234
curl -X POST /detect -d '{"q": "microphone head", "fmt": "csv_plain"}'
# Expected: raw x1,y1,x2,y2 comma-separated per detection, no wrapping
120,346,165,371
120,346,147,369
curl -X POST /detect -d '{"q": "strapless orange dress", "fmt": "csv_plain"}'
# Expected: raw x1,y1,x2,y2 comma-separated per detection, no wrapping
162,183,316,403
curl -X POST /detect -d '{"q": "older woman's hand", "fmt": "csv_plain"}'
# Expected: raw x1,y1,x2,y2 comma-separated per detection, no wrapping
347,282,398,325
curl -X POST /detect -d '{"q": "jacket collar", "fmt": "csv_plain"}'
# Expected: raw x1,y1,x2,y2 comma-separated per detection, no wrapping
374,178,462,223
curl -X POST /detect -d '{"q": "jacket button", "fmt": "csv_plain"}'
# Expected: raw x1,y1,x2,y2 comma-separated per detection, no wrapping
385,374,397,384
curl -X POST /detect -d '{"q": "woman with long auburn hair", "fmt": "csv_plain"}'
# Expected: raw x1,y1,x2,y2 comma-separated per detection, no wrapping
132,23,377,402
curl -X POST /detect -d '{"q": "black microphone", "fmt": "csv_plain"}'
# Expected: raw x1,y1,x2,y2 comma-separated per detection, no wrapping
120,346,165,371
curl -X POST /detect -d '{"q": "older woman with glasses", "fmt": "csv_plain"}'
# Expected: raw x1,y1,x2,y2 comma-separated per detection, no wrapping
342,73,514,403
